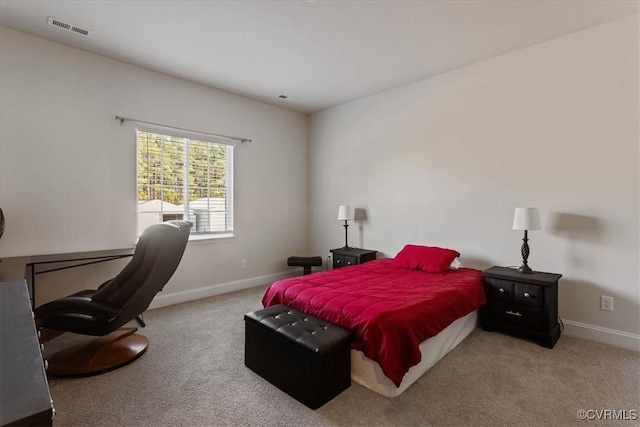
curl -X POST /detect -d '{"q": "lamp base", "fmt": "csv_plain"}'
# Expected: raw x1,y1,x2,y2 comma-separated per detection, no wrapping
342,222,350,250
518,231,533,274
517,264,533,274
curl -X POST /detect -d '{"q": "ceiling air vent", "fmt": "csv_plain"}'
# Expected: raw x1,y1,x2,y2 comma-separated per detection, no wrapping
47,16,92,37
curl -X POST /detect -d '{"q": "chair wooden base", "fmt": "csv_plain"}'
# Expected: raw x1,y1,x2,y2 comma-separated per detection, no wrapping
47,327,148,377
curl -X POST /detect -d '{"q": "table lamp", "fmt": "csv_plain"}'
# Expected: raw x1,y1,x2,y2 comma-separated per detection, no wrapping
512,207,541,274
338,205,354,249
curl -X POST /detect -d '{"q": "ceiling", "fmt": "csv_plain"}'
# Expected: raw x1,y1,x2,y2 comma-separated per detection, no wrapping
0,1,638,114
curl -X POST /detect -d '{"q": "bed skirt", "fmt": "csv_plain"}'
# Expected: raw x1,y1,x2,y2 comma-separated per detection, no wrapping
351,310,478,397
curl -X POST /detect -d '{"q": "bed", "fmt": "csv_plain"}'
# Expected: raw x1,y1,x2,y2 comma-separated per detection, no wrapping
262,245,486,397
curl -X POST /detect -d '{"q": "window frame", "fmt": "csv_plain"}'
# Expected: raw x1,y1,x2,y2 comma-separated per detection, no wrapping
135,125,235,240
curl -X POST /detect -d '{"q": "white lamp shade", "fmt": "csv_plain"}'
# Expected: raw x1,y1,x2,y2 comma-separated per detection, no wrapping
512,207,542,231
337,205,354,221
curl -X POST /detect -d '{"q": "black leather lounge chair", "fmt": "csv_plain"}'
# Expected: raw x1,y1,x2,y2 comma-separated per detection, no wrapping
35,220,192,377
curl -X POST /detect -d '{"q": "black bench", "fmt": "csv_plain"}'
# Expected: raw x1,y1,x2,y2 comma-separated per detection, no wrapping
287,256,323,275
244,304,353,409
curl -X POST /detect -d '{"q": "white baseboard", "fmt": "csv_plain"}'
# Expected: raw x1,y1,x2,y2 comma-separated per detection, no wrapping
148,270,298,310
148,277,639,353
562,319,640,352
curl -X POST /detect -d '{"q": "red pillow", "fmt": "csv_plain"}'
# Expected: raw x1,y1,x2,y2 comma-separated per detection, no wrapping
391,244,460,273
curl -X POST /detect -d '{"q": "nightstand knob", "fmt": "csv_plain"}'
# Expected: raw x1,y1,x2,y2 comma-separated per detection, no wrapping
524,292,530,298
336,259,341,264
498,288,505,293
347,261,352,265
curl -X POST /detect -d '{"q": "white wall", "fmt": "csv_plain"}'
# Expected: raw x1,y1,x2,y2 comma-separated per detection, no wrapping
309,16,639,343
0,27,309,303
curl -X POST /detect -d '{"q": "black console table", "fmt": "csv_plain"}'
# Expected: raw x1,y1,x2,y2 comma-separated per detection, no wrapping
25,248,133,308
0,280,54,426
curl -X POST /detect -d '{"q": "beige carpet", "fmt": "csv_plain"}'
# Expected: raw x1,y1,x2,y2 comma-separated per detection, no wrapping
44,285,640,426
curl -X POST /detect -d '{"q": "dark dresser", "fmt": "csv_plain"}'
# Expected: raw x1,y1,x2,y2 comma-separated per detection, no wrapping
330,248,377,269
481,266,562,348
1,280,54,426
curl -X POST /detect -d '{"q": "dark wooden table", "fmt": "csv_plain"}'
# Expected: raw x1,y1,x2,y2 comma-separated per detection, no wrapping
330,248,377,269
481,266,562,348
0,280,53,426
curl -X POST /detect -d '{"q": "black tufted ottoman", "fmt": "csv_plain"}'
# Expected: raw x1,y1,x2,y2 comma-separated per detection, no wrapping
244,304,353,409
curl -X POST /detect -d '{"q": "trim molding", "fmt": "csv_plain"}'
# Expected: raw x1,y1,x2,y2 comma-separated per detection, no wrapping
562,319,640,352
148,270,298,310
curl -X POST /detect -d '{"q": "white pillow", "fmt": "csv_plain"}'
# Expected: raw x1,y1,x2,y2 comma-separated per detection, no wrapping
450,258,462,269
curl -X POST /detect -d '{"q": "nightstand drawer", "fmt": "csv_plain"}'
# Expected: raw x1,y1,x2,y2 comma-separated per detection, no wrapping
487,278,514,301
491,301,542,330
514,283,541,307
333,254,357,268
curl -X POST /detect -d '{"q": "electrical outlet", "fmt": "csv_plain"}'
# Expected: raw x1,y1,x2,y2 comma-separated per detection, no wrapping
600,295,613,312
241,259,247,270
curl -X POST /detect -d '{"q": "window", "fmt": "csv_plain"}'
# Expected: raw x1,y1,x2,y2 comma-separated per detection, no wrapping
136,130,234,236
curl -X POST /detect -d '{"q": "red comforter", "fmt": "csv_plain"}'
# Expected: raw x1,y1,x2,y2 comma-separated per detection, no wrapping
262,259,485,387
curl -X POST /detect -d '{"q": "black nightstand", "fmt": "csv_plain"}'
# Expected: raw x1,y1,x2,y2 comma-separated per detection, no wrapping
481,266,562,348
330,248,377,269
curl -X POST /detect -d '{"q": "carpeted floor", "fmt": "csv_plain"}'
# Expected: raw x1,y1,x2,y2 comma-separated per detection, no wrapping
44,285,640,426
